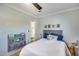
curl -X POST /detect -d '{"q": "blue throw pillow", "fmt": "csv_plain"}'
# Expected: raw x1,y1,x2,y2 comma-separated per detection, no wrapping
57,35,63,41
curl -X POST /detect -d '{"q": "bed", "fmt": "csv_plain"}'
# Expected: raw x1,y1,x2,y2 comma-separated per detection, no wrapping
20,30,71,56
20,38,71,56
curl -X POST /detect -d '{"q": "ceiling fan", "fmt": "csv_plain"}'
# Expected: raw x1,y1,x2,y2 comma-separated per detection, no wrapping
32,3,42,12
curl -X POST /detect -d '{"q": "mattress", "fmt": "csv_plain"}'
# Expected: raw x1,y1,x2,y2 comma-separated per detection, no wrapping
20,38,71,56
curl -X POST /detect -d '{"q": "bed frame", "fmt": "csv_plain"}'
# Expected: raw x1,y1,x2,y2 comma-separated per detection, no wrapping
43,30,63,35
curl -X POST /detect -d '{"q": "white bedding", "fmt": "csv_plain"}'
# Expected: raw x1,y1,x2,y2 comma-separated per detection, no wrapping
20,38,71,56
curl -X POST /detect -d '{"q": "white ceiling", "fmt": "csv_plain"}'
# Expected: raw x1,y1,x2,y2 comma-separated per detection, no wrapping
4,3,79,18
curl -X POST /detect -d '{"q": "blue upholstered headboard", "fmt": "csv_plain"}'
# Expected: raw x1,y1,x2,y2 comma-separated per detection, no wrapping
43,30,63,41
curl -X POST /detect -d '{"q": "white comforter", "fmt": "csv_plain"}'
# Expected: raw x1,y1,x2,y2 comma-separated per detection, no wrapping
20,38,71,56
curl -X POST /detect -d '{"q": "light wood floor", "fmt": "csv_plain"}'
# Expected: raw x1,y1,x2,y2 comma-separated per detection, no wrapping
10,46,24,56
11,50,21,56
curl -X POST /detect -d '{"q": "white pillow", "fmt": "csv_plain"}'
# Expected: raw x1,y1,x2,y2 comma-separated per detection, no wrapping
47,34,53,40
47,35,58,40
52,35,58,40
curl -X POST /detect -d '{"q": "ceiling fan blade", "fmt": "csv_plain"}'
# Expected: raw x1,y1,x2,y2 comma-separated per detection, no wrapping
32,3,42,10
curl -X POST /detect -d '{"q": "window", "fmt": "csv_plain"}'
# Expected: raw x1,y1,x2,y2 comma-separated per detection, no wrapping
30,21,36,38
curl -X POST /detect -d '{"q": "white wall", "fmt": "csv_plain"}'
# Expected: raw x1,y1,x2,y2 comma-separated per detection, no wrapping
0,4,35,55
36,9,79,44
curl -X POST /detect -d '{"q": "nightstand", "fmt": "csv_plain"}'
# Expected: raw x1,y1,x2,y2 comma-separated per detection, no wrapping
68,44,76,56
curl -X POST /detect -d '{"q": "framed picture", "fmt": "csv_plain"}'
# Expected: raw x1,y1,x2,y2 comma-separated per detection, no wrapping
52,25,55,28
44,25,47,28
57,24,60,28
48,24,51,28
